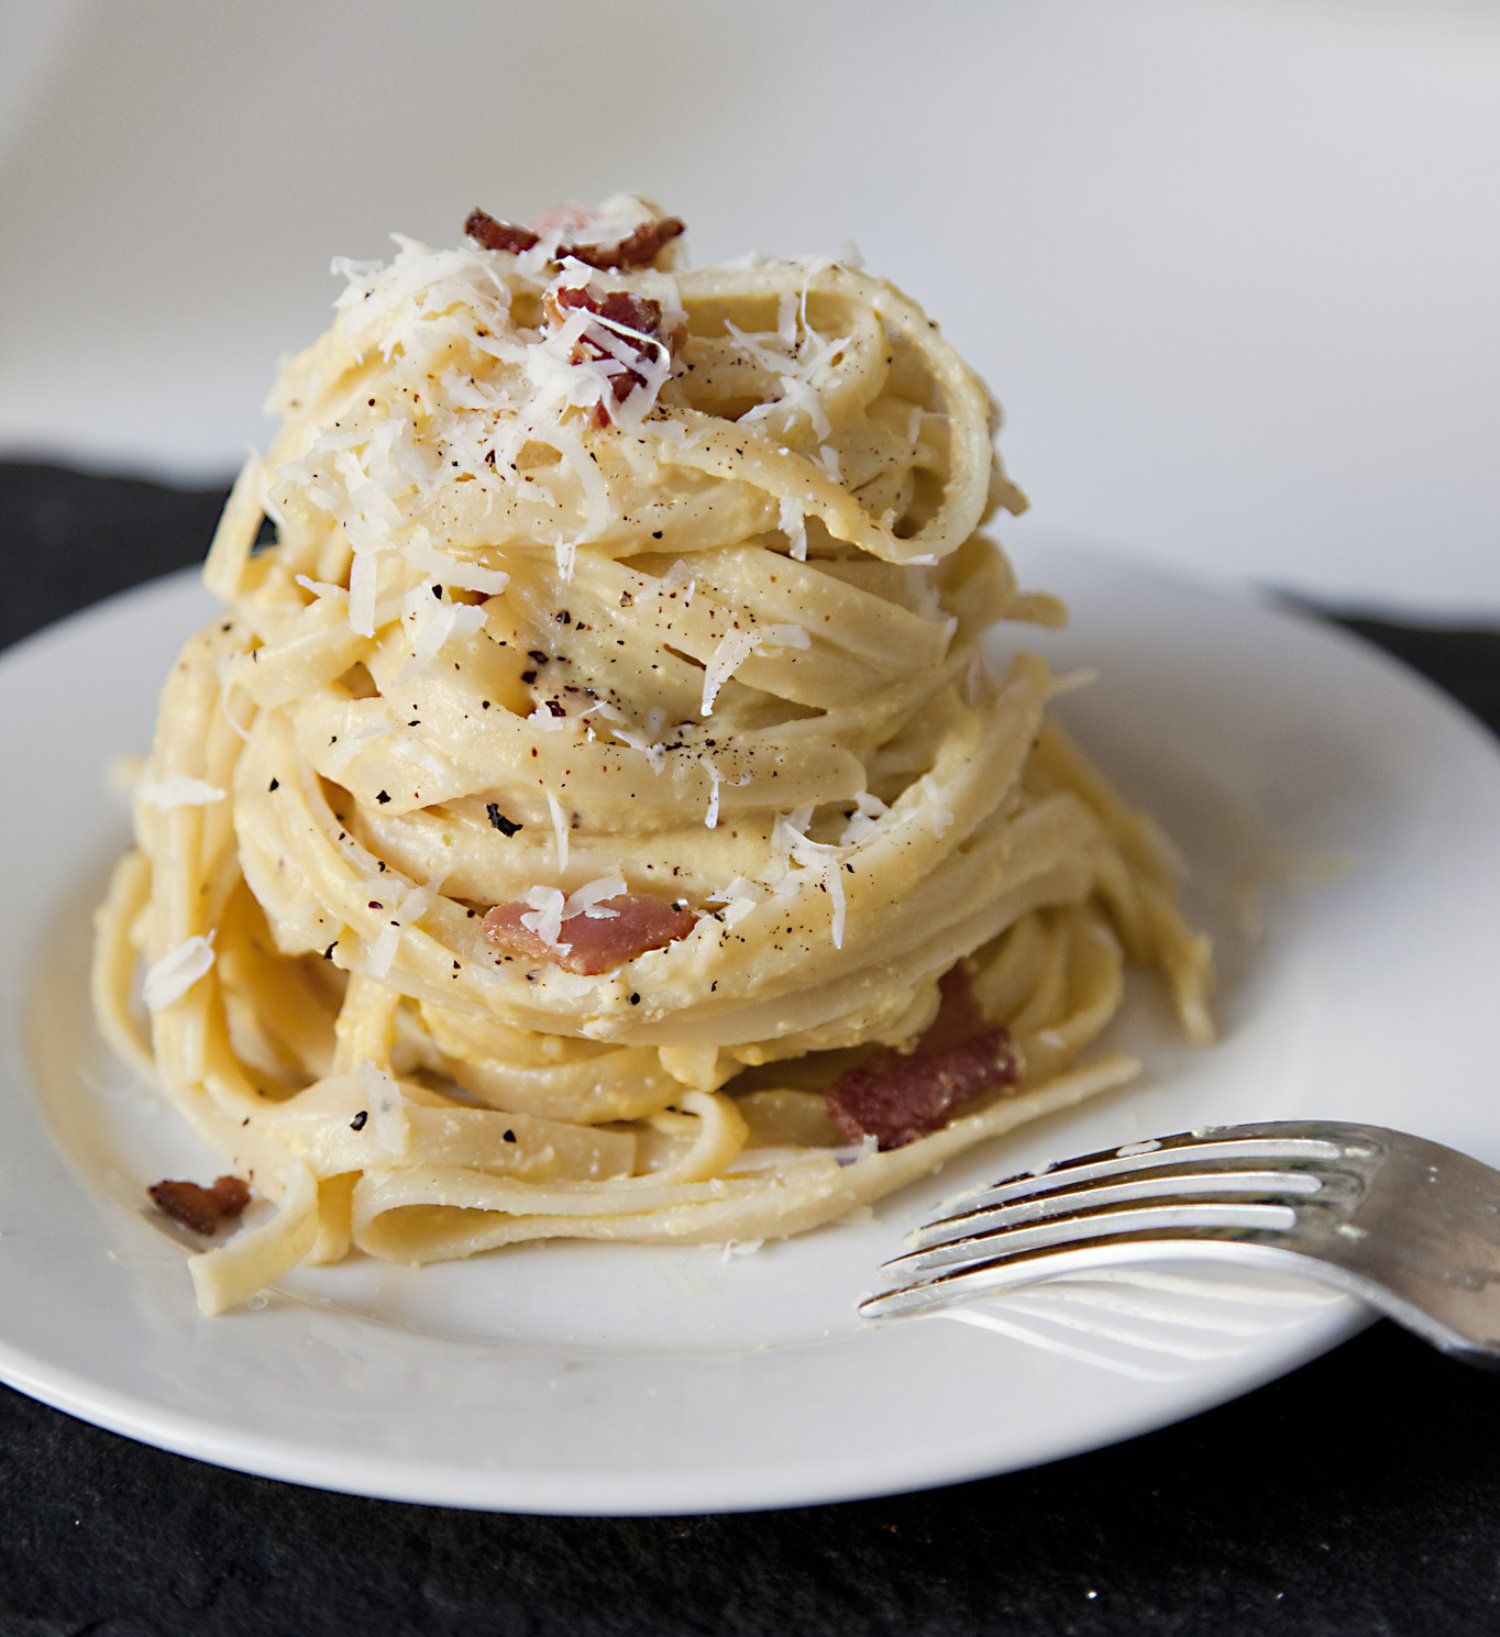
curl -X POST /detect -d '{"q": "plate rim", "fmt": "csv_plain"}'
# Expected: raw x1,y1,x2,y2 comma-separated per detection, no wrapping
0,1305,1375,1514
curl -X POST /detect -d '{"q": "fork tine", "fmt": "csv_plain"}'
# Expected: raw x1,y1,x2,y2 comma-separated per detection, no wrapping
909,1133,1345,1250
888,1197,1298,1279
861,1199,1300,1321
907,1167,1328,1259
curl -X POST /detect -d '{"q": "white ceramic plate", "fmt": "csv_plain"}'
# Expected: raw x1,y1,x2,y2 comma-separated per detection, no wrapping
2,544,1498,1515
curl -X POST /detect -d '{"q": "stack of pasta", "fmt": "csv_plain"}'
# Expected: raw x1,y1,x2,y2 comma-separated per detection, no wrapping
94,196,1211,1314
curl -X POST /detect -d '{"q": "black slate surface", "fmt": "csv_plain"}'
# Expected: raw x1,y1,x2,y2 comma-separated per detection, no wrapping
2,462,1498,1637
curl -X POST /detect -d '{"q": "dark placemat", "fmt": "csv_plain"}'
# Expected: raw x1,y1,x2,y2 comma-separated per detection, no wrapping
2,463,1497,1637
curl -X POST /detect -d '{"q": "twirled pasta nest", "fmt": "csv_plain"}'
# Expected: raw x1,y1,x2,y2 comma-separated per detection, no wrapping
95,196,1211,1312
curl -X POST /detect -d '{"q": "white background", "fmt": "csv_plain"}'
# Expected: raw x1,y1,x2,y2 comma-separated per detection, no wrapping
1,0,1496,615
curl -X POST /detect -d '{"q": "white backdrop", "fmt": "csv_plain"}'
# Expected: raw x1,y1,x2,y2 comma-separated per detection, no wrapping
1,0,1496,615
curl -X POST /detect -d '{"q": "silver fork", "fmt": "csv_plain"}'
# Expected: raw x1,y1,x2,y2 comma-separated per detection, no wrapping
861,1120,1500,1365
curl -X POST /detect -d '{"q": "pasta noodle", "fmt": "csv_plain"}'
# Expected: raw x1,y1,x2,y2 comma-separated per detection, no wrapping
93,196,1212,1313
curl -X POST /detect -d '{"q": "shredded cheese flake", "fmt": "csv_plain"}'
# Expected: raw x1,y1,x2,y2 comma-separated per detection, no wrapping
348,553,378,639
701,629,760,717
142,933,217,1012
395,583,488,682
778,496,808,561
138,777,226,810
520,885,569,952
564,875,629,919
546,791,570,871
367,879,439,981
839,791,889,845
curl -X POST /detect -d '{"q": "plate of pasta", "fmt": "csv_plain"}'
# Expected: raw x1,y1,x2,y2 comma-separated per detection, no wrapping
2,199,1498,1513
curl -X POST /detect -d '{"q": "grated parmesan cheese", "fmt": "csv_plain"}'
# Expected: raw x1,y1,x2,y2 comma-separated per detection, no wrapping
322,720,395,776
348,552,378,639
764,808,853,951
367,878,439,981
709,875,768,929
138,777,226,810
403,533,510,596
701,629,759,716
294,573,346,600
698,622,804,721
658,557,699,607
564,875,628,919
545,791,570,870
519,885,569,952
394,583,488,683
142,933,216,1012
366,924,401,980
526,702,575,733
839,791,889,846
778,496,808,561
826,862,847,950
354,1061,408,1160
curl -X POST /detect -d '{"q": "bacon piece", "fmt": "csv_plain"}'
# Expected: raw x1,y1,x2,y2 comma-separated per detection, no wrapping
563,216,685,271
919,964,988,1052
465,209,542,254
825,966,1020,1150
543,285,668,423
483,892,697,976
148,1174,252,1236
545,285,664,338
464,208,684,270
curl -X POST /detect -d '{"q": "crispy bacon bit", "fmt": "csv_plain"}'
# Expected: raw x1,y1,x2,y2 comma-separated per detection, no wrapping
148,1175,252,1236
543,285,668,423
825,967,1021,1150
545,284,664,338
465,208,684,270
464,208,542,254
483,893,697,976
563,216,686,271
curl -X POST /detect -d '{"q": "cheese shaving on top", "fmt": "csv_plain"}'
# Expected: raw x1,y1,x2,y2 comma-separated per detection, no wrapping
778,496,808,562
142,933,217,1012
138,777,226,810
564,875,629,919
348,552,379,639
403,534,509,596
394,583,488,682
545,791,570,870
701,624,808,716
700,629,760,717
367,878,439,981
519,885,569,952
709,875,768,929
839,791,890,846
